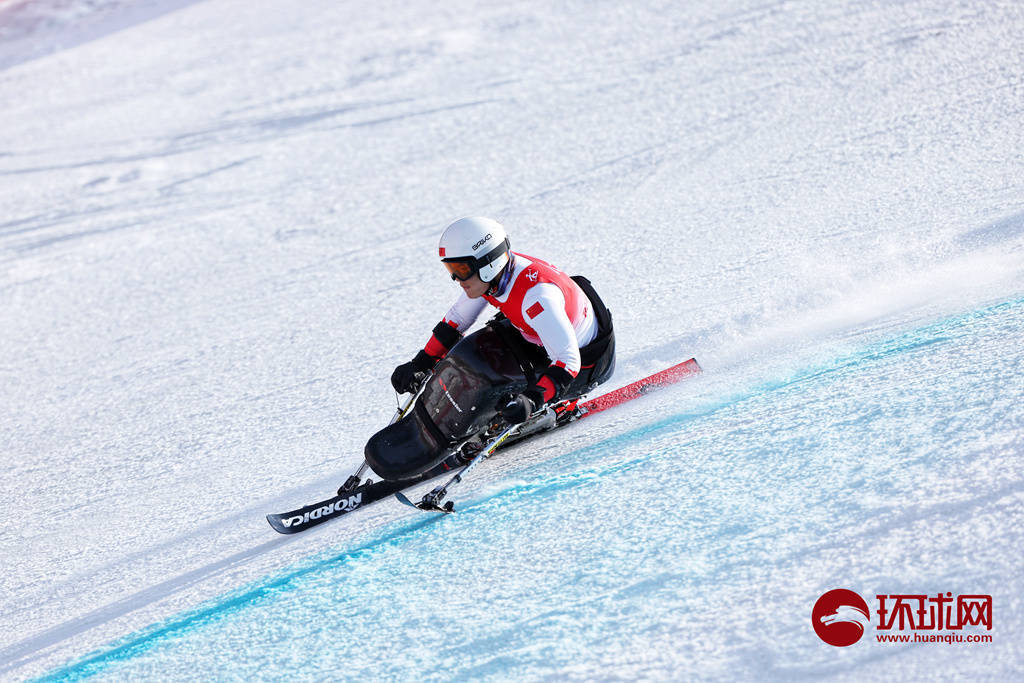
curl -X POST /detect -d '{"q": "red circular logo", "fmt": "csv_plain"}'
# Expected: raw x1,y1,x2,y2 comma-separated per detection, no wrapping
812,589,871,646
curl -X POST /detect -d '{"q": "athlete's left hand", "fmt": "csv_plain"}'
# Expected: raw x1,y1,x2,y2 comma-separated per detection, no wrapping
499,389,544,424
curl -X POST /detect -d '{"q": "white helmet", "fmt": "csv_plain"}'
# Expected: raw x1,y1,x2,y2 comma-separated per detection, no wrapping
438,216,511,283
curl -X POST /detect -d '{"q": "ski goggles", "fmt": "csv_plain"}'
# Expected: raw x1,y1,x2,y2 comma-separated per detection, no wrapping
440,239,510,282
442,259,478,282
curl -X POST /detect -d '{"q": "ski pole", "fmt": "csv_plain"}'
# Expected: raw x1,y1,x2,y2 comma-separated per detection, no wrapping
338,376,429,493
410,422,521,512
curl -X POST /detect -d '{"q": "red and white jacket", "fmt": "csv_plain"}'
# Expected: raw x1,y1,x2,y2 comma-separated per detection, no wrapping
423,253,597,402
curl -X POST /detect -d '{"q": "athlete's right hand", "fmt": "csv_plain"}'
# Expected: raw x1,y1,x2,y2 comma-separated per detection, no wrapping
390,350,436,393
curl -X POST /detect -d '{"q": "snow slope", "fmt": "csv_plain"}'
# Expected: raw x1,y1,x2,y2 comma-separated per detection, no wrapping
1,0,1022,679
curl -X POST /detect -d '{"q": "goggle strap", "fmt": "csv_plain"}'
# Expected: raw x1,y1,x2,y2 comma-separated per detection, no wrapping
479,238,510,267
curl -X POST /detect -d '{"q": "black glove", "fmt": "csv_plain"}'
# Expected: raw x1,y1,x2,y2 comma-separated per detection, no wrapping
391,350,437,394
499,388,545,424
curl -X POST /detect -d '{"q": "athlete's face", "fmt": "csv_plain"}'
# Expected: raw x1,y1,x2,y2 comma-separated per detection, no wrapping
458,272,490,298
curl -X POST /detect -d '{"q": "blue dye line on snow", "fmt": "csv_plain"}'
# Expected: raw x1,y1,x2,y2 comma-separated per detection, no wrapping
34,512,450,682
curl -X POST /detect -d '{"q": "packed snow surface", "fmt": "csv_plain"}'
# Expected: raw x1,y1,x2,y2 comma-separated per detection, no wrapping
1,0,1022,680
